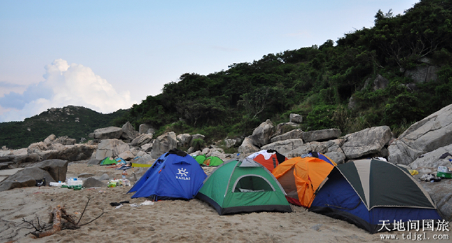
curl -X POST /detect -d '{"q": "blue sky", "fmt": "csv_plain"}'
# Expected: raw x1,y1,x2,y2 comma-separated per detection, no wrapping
0,0,419,122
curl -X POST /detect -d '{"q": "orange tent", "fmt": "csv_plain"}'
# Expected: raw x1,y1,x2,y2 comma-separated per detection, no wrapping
272,156,336,208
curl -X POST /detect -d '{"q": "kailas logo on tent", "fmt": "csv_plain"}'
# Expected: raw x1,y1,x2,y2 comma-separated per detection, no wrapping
176,168,190,180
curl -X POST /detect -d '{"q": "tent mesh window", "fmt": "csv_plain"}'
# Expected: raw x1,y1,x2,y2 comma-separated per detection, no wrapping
233,175,275,192
276,167,298,199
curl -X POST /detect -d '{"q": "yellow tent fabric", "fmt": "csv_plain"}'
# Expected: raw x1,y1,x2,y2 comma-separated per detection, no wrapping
131,163,153,167
272,156,336,208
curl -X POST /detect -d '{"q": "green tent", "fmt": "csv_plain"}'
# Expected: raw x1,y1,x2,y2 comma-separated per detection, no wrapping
202,156,224,166
100,157,117,165
196,158,292,215
193,155,206,165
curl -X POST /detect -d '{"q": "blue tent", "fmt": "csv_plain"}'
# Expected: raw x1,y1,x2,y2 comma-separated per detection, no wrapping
310,159,442,233
128,150,207,200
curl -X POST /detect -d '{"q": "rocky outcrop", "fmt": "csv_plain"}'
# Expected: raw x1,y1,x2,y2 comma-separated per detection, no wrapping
90,126,123,140
151,132,178,159
341,126,392,159
302,128,341,143
40,144,96,161
238,137,259,155
121,122,139,141
270,129,303,143
95,139,130,160
249,119,275,147
388,104,452,165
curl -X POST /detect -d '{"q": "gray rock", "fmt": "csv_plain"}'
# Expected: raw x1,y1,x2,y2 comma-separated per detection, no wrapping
121,121,139,141
409,144,452,169
373,74,389,91
139,124,155,134
141,143,153,152
96,173,110,181
53,136,76,145
270,129,303,143
388,104,452,165
324,151,346,164
32,159,69,182
0,167,55,192
132,154,154,165
341,126,392,159
285,141,328,158
404,65,438,83
249,119,275,147
290,113,303,124
177,133,192,148
78,173,95,178
224,138,240,148
95,139,130,160
43,134,56,146
273,122,299,137
92,126,123,139
131,134,154,147
418,180,452,221
151,132,178,159
348,96,357,110
302,128,341,142
83,177,107,188
237,137,259,155
27,142,48,154
191,134,205,141
118,150,135,160
40,144,97,162
262,139,304,156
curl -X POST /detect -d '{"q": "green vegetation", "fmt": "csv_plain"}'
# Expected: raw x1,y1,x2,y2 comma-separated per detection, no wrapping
0,106,127,149
118,0,452,142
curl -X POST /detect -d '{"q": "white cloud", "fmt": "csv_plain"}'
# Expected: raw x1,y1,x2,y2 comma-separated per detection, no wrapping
0,59,136,122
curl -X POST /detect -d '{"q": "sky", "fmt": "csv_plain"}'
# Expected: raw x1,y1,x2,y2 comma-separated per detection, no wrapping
0,0,420,122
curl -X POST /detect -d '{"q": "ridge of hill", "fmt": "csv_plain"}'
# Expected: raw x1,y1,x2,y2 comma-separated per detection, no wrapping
0,106,127,149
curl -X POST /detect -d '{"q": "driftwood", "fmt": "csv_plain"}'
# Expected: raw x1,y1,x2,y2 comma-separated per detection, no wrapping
24,197,104,238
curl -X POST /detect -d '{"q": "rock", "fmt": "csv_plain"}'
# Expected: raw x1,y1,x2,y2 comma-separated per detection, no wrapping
285,139,346,160
187,147,195,154
348,96,357,110
206,146,225,158
139,124,155,134
325,152,346,164
136,151,147,157
0,167,55,192
0,162,14,170
388,104,452,165
404,65,438,83
49,143,65,151
249,119,275,147
131,134,154,147
341,126,392,159
43,134,56,146
141,143,153,153
290,113,302,124
92,126,123,140
27,142,48,154
40,144,97,162
224,138,241,148
32,159,69,182
237,137,259,155
201,147,210,155
262,139,304,157
121,122,139,141
270,129,303,143
87,159,101,165
53,136,76,145
302,128,341,142
418,180,452,221
373,74,389,91
132,154,154,165
191,134,205,141
95,139,130,160
118,151,135,160
409,144,452,170
97,173,110,181
150,132,178,159
177,134,192,148
83,177,107,188
273,122,299,138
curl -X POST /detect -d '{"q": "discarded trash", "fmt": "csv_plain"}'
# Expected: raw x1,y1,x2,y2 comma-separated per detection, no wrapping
130,203,139,208
115,204,123,209
140,200,154,206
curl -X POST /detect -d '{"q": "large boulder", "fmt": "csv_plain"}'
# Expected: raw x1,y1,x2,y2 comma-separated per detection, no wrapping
261,139,304,157
139,124,155,134
132,154,154,165
40,144,96,161
0,167,55,192
95,139,130,160
302,128,341,142
177,134,192,148
289,113,303,124
388,104,452,165
341,126,392,159
418,180,452,221
32,159,68,182
131,134,154,147
27,142,48,154
237,137,259,155
90,126,123,140
43,134,57,146
249,119,275,147
224,138,241,148
53,136,76,145
151,132,178,159
121,122,139,141
409,144,452,170
118,150,135,160
270,129,303,143
273,122,299,138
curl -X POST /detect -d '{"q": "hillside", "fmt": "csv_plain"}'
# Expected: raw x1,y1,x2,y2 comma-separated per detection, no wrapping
116,0,452,142
0,106,127,149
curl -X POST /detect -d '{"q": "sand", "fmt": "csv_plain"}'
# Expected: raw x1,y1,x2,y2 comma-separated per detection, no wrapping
0,162,447,243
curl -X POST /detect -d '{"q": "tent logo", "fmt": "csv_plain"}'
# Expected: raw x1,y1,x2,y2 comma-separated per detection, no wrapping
176,168,190,180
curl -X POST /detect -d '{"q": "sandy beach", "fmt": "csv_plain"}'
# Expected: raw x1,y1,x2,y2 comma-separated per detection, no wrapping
0,161,447,243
